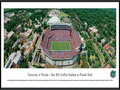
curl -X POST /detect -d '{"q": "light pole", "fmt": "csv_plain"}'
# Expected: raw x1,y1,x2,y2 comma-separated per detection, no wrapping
84,22,88,31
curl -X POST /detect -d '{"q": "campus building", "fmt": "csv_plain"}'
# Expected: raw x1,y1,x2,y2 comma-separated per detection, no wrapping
48,10,60,17
47,16,61,25
4,31,14,43
20,29,32,39
20,34,39,56
88,26,98,34
16,24,22,33
5,51,23,68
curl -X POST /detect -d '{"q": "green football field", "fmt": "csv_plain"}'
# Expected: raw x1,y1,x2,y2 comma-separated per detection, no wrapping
50,41,71,51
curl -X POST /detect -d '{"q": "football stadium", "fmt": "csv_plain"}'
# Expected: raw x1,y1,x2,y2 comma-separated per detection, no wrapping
40,23,82,66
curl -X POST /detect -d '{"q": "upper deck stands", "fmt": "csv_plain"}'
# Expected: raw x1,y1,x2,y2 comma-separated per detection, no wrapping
41,28,81,59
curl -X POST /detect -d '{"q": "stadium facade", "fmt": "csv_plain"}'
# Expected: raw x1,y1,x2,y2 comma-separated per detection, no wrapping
40,23,82,66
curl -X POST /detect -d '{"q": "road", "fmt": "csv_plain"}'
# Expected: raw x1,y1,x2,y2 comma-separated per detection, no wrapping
81,50,87,56
93,43,105,67
72,12,116,67
28,61,35,68
31,10,50,65
42,10,50,24
94,37,116,67
32,36,41,65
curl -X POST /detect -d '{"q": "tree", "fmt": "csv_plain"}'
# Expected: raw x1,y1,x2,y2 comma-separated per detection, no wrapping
21,41,24,46
81,55,89,68
93,38,96,43
88,49,90,57
93,33,96,37
102,43,105,46
77,52,81,64
107,61,115,68
95,52,98,57
105,55,109,62
93,61,101,68
11,34,17,42
88,57,91,65
21,57,28,68
21,62,27,68
14,45,19,52
97,37,101,43
34,27,42,35
21,49,24,56
29,52,32,62
33,44,36,52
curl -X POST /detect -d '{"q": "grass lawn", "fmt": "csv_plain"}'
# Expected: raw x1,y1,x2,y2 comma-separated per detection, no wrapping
60,12,69,18
90,55,95,60
51,41,71,51
113,59,116,64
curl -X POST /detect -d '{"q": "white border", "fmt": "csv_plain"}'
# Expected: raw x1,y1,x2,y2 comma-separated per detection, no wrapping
1,2,119,88
1,2,119,8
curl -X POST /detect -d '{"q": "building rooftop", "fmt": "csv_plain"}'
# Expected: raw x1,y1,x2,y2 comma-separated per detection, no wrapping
12,39,20,48
28,12,32,16
48,16,61,25
105,64,111,68
13,51,23,66
4,29,8,37
89,26,98,32
8,53,16,60
101,39,106,43
20,29,32,38
48,10,60,17
4,12,15,18
106,43,110,50
35,25,41,28
4,17,11,23
7,31,14,38
5,51,23,68
62,17,71,23
16,24,21,29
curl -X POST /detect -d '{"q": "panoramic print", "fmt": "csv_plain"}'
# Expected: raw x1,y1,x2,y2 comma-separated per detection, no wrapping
4,8,116,68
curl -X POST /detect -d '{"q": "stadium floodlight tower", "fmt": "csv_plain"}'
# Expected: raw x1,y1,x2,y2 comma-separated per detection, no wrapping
40,22,82,66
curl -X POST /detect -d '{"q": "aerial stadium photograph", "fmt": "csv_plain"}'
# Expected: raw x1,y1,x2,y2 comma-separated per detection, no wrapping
4,8,116,68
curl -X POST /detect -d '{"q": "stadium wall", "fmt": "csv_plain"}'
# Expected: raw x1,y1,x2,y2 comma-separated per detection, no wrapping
45,54,78,66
